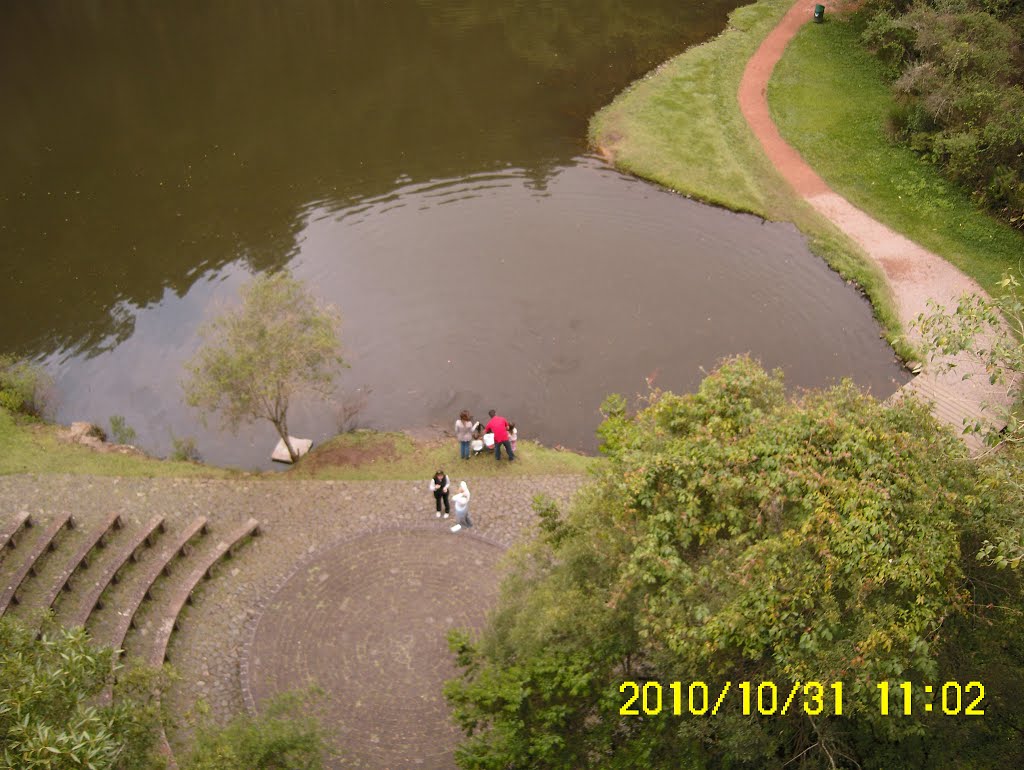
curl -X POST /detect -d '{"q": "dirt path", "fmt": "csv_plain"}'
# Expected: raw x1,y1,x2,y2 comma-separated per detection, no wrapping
738,0,1011,450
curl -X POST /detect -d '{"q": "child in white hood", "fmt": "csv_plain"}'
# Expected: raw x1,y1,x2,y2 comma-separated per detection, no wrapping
451,481,471,532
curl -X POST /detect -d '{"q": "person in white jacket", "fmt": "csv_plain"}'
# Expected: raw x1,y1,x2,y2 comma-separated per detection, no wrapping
450,481,471,532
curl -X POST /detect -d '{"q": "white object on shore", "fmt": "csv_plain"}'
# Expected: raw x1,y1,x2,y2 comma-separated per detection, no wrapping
271,436,313,463
450,524,462,532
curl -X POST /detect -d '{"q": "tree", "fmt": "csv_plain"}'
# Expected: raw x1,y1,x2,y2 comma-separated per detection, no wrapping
183,271,345,462
0,614,162,770
444,357,1024,768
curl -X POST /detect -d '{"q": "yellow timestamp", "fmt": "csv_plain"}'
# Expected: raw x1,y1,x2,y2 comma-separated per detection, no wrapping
619,680,988,717
619,680,844,717
877,681,985,716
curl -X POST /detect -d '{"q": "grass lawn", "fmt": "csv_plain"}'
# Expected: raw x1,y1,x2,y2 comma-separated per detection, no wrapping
589,0,908,358
769,13,1024,297
590,0,795,218
0,408,592,480
284,430,594,481
0,409,233,477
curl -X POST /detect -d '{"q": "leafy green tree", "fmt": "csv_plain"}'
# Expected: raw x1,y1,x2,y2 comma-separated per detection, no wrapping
445,357,1024,768
0,615,162,770
183,271,345,462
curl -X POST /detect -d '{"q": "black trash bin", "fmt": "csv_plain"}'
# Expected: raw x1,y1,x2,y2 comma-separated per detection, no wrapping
814,4,825,22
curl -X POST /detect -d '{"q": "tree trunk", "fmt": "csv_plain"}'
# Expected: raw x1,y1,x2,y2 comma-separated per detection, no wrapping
272,416,298,463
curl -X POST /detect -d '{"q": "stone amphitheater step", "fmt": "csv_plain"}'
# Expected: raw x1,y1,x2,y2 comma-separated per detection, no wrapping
0,512,74,616
92,516,208,655
138,517,260,770
60,515,167,629
38,511,123,612
0,511,32,552
147,517,260,666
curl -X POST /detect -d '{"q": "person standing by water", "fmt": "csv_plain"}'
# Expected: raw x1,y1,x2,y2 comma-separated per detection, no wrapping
430,469,450,517
450,481,471,532
485,409,514,462
454,411,474,460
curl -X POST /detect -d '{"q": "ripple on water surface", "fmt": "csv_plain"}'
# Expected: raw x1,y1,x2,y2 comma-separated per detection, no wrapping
38,157,908,467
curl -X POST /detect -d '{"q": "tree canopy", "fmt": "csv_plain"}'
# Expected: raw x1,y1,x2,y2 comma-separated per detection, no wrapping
183,271,345,462
0,615,161,770
445,357,1024,768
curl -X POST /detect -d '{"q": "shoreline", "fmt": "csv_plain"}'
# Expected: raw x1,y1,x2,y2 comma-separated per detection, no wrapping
589,0,1015,448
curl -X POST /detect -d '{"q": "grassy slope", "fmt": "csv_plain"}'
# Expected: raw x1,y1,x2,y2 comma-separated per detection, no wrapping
0,410,591,480
284,431,593,481
769,14,1024,298
0,409,232,477
589,0,909,359
591,0,793,217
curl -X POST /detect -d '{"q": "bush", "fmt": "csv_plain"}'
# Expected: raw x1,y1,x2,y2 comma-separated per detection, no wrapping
860,0,1024,227
170,435,202,463
0,614,163,770
0,355,52,418
109,414,138,445
445,357,1024,767
181,690,332,770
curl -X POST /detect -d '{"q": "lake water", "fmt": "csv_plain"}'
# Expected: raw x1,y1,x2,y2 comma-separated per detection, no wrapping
0,1,908,469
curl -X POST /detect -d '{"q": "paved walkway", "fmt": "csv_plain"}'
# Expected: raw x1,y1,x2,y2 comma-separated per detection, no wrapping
245,529,506,769
0,472,585,769
738,0,1011,451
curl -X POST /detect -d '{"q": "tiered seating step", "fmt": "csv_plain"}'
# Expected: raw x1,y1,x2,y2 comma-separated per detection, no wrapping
146,517,261,770
0,512,73,616
99,516,208,655
40,511,123,611
1,511,32,552
63,515,166,628
149,517,260,665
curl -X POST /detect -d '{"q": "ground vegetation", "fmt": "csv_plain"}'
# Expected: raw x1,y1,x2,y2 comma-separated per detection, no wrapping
860,0,1024,229
0,355,51,419
181,691,331,770
0,614,163,770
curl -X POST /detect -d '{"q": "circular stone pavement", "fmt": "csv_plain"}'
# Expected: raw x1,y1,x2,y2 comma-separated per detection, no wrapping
245,528,505,769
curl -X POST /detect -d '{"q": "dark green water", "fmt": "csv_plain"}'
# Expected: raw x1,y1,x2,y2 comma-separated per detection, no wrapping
0,1,907,468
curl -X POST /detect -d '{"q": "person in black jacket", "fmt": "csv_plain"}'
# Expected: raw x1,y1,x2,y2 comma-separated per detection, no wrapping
430,469,450,517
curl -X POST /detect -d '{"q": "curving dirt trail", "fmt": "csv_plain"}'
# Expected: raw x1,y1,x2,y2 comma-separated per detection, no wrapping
737,0,1011,451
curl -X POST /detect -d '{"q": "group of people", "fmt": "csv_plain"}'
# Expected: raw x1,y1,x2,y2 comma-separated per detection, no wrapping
430,470,472,532
428,409,517,534
454,409,517,462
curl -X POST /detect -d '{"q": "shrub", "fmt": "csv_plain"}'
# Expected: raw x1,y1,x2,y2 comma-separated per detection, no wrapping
0,614,163,770
170,435,202,463
0,355,52,418
445,357,1024,767
109,414,138,445
860,0,1024,227
181,690,332,770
